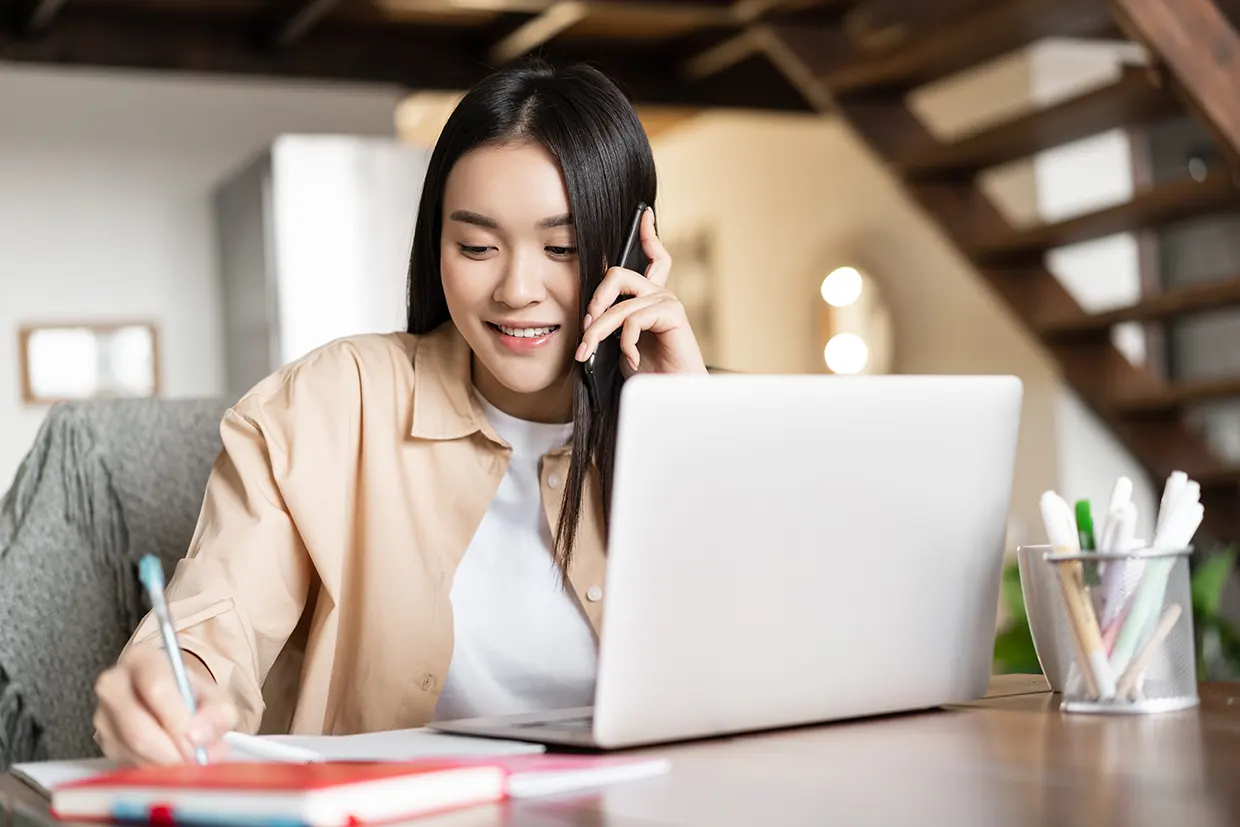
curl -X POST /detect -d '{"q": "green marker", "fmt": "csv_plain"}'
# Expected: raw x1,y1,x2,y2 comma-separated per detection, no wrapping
1075,499,1100,586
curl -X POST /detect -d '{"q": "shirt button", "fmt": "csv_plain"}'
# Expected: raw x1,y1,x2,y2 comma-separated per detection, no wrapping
547,474,561,490
586,586,603,602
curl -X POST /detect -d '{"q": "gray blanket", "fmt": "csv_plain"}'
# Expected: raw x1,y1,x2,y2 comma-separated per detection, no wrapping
0,397,229,768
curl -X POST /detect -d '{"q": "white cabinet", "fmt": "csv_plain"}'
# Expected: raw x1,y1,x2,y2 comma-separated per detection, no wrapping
213,135,431,395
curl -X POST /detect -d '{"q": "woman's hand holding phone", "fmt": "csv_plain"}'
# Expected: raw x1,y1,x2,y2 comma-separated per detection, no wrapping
574,206,708,378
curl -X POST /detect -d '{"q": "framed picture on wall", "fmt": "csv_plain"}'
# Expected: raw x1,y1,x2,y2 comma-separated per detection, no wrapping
18,321,161,405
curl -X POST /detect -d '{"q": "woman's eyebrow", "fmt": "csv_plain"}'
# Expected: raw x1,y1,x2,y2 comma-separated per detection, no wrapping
448,210,499,229
538,213,574,229
447,211,573,230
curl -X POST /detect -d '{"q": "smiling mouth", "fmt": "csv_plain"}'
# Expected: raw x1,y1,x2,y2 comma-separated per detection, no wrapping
488,323,561,338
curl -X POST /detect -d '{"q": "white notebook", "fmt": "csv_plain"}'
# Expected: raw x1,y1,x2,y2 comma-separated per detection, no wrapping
11,758,116,798
11,728,544,798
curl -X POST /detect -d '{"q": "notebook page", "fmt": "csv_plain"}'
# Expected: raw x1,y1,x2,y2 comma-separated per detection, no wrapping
12,729,544,797
11,758,118,797
259,728,545,761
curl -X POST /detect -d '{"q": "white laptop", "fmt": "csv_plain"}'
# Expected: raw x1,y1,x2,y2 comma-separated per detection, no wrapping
431,373,1023,749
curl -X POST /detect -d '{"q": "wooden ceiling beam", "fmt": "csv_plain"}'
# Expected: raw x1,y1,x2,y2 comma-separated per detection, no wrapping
842,0,990,50
683,1,855,84
686,0,1118,99
382,0,739,24
683,29,764,81
394,0,553,11
0,10,523,89
489,1,589,64
15,0,70,35
270,0,350,47
751,23,835,111
733,0,798,21
0,9,813,111
488,0,761,66
732,0,848,23
772,0,1116,93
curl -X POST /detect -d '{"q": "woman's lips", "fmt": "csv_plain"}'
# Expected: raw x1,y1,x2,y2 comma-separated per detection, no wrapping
488,322,561,353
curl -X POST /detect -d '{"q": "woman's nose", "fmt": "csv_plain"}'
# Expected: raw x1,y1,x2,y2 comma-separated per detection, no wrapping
493,253,546,307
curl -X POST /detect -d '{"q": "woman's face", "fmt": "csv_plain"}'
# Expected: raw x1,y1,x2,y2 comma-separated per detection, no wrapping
440,141,582,423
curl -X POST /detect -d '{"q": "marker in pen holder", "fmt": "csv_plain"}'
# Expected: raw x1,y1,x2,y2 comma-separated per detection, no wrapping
1016,543,1198,714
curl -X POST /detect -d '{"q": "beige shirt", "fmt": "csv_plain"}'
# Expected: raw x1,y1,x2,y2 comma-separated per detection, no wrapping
120,322,607,736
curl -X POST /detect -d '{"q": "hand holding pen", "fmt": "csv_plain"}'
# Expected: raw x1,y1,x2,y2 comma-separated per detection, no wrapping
93,556,239,766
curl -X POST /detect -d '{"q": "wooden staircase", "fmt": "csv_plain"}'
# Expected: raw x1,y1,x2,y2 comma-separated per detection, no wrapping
727,0,1240,542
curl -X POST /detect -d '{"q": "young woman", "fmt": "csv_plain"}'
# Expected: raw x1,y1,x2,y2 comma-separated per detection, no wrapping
91,60,707,766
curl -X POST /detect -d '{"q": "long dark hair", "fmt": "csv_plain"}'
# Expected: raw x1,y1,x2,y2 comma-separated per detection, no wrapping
405,59,657,573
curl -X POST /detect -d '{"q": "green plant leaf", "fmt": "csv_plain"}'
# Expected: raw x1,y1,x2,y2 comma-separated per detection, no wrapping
993,561,1042,674
1000,560,1025,618
993,620,1042,674
1191,546,1236,618
1212,615,1240,680
1198,619,1240,681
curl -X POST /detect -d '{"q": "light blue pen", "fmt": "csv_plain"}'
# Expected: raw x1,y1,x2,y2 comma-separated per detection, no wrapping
137,554,209,765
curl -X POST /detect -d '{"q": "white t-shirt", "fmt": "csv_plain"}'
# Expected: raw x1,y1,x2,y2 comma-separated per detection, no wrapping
429,393,598,722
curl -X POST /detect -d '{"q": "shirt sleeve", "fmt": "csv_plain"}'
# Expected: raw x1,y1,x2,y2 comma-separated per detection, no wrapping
118,404,314,734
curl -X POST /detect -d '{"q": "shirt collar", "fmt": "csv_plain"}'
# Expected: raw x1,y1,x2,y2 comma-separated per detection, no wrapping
409,322,503,444
409,323,579,456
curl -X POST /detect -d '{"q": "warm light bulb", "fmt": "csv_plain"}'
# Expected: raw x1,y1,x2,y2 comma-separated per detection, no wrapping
824,333,869,374
820,266,863,307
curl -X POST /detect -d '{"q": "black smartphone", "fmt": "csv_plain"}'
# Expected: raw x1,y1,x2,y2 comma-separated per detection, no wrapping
583,202,649,410
614,201,652,278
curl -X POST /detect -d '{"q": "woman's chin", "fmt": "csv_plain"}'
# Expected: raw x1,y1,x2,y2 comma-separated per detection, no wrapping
477,356,572,402
492,369,566,397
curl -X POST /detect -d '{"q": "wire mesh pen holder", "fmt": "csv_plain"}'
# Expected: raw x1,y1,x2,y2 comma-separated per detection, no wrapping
1017,544,1198,714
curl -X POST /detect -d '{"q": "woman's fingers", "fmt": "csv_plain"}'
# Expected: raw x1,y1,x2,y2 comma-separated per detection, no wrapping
578,208,684,368
585,265,660,326
94,649,239,767
639,207,672,287
130,654,197,746
618,300,678,370
188,684,241,747
94,667,186,766
575,294,666,362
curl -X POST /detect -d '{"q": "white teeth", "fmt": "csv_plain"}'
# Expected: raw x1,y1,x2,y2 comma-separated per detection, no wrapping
498,325,556,338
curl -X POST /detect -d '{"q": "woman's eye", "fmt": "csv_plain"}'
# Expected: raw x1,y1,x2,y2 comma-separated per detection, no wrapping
546,246,578,257
458,244,492,257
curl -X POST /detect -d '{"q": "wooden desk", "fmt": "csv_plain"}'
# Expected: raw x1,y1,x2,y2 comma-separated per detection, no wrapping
4,676,1239,827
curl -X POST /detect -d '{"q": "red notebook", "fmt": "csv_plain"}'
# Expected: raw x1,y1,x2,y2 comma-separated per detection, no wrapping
49,755,669,826
50,761,504,827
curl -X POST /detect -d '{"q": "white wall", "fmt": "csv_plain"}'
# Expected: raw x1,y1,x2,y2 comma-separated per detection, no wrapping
0,65,404,487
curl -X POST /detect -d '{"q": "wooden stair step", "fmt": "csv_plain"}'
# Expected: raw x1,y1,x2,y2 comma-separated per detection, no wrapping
1113,376,1240,414
898,68,1178,179
796,0,1116,94
968,168,1240,263
1039,275,1240,338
